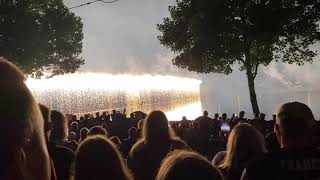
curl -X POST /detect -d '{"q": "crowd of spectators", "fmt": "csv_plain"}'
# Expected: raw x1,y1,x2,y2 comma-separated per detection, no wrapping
1,57,320,180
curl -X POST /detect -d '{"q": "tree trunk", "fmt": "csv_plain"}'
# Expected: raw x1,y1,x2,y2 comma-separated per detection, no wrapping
246,69,260,114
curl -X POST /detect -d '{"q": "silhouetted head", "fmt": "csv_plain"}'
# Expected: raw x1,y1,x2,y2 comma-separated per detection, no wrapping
239,111,245,118
143,111,171,143
193,121,199,129
73,135,133,180
156,150,222,180
71,115,77,121
203,111,208,117
219,123,266,171
110,136,122,148
214,113,219,119
259,113,266,121
96,112,100,118
0,58,50,180
182,116,187,121
222,113,227,120
180,118,189,129
69,131,77,141
50,110,68,143
272,114,276,121
88,126,108,137
80,128,89,142
128,127,138,139
70,121,79,132
275,102,315,148
130,113,135,118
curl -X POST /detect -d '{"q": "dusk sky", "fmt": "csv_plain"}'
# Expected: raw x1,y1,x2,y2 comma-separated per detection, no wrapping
64,0,320,118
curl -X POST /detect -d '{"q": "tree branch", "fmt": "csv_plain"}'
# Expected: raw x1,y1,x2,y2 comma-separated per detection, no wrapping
239,57,246,64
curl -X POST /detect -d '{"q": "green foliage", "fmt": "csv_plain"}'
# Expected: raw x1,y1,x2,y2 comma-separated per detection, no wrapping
158,0,320,75
158,0,320,113
0,0,84,78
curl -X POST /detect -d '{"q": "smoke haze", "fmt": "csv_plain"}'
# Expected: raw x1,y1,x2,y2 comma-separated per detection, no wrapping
64,0,320,119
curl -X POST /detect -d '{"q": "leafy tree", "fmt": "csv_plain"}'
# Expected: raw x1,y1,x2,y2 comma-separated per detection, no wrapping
158,0,320,114
0,0,84,78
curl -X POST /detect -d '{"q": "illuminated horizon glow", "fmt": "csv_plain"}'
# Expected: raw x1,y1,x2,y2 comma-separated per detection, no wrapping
26,73,202,92
165,101,202,120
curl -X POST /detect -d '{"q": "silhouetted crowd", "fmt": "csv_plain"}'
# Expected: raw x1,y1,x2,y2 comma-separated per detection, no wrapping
1,57,320,180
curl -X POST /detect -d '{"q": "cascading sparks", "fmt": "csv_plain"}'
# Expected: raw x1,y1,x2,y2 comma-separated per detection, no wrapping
26,73,201,92
26,73,202,118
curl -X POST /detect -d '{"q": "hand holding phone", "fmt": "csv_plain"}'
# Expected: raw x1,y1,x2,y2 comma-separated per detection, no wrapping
221,122,230,132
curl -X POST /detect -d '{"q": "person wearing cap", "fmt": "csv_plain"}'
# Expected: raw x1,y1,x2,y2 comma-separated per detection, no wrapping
241,102,320,180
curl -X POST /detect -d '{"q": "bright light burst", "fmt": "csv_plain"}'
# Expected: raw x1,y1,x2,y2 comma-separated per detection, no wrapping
165,101,202,120
26,73,202,92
